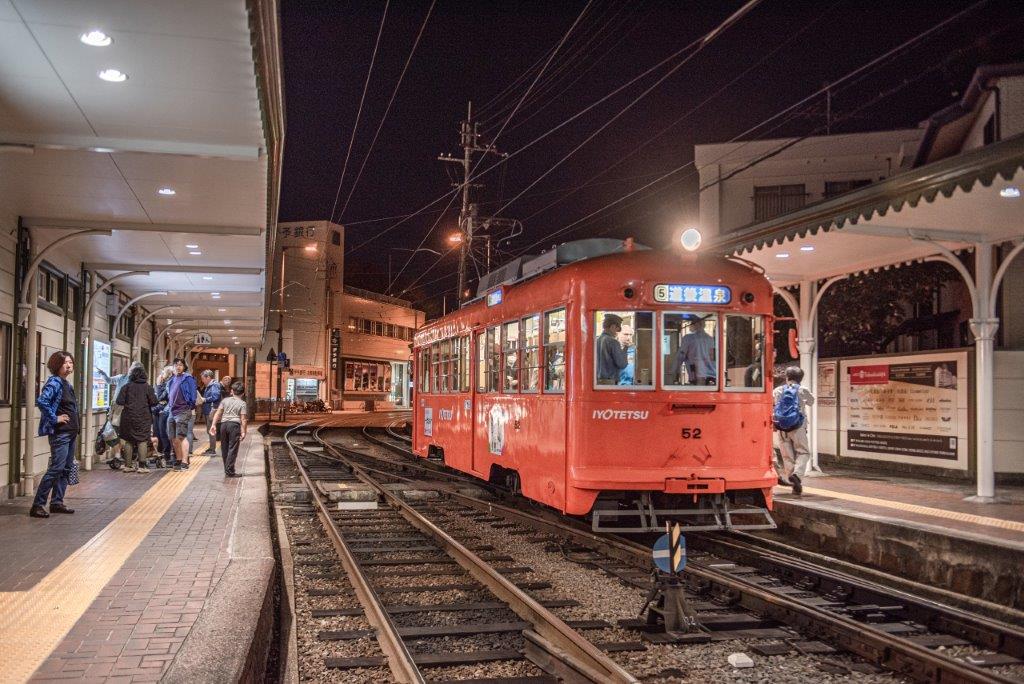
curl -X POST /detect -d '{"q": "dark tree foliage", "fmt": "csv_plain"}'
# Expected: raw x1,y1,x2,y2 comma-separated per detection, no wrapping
813,261,962,357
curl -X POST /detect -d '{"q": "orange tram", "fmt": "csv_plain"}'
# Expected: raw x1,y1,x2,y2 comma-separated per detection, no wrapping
412,238,777,533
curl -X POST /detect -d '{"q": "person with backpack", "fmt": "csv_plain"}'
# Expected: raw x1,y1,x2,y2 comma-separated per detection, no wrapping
167,357,198,471
771,366,815,495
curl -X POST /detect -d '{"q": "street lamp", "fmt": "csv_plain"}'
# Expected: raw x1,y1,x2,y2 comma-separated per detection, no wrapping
447,233,463,245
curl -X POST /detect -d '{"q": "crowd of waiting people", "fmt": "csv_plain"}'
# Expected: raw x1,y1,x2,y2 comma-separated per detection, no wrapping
29,350,248,519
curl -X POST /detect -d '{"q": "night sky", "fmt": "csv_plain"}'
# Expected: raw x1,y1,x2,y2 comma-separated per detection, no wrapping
279,0,1023,314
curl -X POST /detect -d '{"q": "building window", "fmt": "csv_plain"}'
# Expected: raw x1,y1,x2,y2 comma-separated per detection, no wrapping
824,179,871,198
0,322,11,404
348,316,414,340
753,184,806,222
344,360,392,392
37,267,65,310
331,230,342,246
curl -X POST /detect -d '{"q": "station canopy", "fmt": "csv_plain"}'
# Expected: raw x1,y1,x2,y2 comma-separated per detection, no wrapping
0,0,282,347
707,133,1024,285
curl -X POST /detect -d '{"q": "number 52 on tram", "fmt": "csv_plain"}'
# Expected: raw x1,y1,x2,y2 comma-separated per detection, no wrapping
412,237,777,533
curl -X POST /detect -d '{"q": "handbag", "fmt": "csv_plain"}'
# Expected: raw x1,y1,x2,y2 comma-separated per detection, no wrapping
94,429,108,456
68,458,80,486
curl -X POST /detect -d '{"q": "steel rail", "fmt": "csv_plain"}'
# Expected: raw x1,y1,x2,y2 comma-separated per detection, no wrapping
327,431,1016,684
282,424,425,684
312,427,639,684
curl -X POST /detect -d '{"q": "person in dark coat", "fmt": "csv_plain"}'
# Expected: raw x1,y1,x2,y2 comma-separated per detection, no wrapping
115,365,158,473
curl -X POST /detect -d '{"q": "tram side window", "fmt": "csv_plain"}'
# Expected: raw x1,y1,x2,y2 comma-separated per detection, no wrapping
430,342,442,393
594,310,654,388
725,316,764,391
440,339,452,393
487,326,500,392
476,332,487,392
662,313,719,389
459,335,471,392
417,349,428,393
521,314,540,392
502,321,520,392
544,309,566,392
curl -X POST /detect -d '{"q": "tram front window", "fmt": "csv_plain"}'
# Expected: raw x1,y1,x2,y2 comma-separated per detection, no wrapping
662,313,718,389
725,315,765,391
594,310,653,388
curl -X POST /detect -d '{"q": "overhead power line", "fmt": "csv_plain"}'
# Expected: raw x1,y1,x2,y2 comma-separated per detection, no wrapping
327,0,390,225
338,0,437,222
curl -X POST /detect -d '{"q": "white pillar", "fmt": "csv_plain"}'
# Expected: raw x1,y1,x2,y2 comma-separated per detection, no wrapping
971,244,998,500
796,280,818,470
21,275,38,492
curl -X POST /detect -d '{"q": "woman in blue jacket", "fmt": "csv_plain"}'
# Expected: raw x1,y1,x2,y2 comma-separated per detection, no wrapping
30,351,79,519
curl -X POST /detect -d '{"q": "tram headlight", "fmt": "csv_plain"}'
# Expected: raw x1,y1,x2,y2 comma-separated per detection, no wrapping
679,228,702,252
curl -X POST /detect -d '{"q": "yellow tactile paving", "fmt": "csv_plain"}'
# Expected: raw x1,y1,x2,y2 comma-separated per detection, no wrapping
801,485,1024,534
0,456,209,683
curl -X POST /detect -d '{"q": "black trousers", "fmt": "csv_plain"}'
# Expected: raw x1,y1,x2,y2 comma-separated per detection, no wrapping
220,422,242,474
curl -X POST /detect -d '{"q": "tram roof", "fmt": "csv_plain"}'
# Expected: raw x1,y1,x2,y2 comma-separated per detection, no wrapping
706,133,1024,287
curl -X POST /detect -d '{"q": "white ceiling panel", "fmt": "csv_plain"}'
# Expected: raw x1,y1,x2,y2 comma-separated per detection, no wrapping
0,0,272,342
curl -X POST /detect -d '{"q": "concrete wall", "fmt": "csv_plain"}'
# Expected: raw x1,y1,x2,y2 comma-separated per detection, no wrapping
695,129,924,238
995,350,1024,474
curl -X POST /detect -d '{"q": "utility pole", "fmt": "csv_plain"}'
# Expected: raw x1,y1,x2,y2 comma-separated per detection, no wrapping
439,102,510,304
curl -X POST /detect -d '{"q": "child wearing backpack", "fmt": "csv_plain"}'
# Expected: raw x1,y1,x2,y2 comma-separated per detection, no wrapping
772,366,815,495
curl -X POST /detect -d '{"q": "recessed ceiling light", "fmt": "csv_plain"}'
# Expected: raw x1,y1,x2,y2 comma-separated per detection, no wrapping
228,329,235,332
218,308,226,312
80,30,112,47
800,245,815,252
158,187,176,196
186,243,199,249
190,251,202,256
776,252,790,259
98,68,127,82
202,276,213,280
211,292,220,296
212,295,221,299
1000,186,1021,199
174,328,183,333
91,146,115,153
224,320,231,324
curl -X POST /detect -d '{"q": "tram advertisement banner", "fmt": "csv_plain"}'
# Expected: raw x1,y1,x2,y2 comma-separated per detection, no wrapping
839,352,968,467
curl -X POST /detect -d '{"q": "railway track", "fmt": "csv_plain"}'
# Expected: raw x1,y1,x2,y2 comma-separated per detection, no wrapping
321,425,1024,684
281,423,637,683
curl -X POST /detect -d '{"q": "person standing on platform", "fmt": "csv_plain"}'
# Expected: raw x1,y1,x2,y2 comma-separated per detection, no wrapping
115,365,158,473
167,357,198,471
30,351,79,518
596,313,628,385
200,370,222,456
772,366,815,495
153,365,175,468
210,382,248,477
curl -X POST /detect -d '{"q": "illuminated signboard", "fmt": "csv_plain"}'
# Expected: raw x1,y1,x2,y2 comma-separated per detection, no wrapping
653,284,731,305
92,340,111,409
486,289,503,307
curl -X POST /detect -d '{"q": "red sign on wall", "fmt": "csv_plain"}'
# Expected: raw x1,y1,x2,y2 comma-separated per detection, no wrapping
849,365,888,385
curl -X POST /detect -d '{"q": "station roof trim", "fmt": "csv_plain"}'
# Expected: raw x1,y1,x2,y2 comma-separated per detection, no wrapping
704,133,1024,288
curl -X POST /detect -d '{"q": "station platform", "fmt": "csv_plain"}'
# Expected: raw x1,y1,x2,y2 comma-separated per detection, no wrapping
765,467,1024,611
0,434,274,683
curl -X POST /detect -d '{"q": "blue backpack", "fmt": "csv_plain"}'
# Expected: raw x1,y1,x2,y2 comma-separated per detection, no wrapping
773,384,805,432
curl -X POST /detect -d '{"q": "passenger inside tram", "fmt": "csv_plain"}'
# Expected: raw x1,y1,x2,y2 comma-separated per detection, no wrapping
664,314,719,388
594,311,653,387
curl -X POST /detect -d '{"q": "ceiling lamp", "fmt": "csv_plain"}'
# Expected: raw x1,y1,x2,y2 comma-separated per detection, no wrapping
800,245,815,252
1000,186,1021,199
202,276,213,280
80,30,112,47
776,252,790,259
158,187,176,196
98,68,127,82
186,243,199,249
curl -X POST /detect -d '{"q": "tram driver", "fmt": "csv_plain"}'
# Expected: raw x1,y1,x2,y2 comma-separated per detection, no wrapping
596,313,629,385
670,316,716,386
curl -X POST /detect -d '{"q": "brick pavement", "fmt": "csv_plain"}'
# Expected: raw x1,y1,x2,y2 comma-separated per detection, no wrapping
0,435,264,683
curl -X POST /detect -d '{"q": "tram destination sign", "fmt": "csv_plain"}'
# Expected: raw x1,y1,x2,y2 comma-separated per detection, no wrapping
653,284,731,305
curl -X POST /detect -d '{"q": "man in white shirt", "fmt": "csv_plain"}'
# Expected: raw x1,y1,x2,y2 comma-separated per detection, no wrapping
772,366,815,495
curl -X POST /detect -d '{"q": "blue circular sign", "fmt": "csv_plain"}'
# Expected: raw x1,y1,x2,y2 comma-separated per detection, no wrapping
652,532,686,573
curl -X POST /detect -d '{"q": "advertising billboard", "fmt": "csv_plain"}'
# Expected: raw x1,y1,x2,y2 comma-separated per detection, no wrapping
92,340,111,410
839,351,968,468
